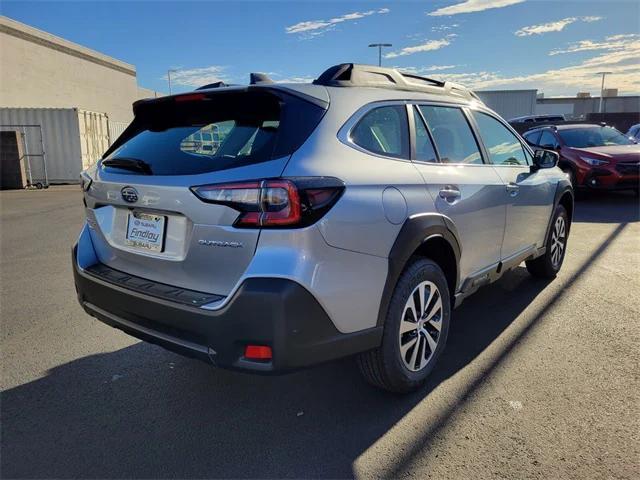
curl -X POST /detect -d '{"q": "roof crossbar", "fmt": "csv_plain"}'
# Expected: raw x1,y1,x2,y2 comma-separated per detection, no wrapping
400,73,444,87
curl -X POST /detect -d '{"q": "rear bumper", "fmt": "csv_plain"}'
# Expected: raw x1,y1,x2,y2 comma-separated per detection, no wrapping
72,246,382,373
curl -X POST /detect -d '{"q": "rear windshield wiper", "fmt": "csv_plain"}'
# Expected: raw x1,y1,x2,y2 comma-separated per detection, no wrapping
102,157,153,175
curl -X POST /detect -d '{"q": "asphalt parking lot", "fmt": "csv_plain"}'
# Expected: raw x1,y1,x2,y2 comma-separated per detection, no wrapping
1,186,638,479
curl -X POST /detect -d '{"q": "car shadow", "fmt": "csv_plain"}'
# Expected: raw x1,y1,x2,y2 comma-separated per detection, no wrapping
573,190,639,223
1,267,551,479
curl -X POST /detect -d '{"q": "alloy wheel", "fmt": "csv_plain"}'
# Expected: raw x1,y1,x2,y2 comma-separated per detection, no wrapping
398,281,443,372
551,216,566,268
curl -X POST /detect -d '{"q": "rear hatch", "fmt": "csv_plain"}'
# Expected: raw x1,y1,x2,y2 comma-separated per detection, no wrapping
83,87,327,297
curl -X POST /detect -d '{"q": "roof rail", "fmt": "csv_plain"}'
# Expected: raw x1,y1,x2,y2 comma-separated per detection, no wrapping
313,63,481,102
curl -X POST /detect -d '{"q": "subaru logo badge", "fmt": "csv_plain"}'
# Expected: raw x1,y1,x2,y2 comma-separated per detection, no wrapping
121,186,139,203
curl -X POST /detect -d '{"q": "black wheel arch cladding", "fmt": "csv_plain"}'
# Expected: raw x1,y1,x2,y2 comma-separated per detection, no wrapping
377,213,461,328
546,180,574,242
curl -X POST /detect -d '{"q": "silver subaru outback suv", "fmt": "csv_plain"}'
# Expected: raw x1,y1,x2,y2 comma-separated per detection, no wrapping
73,64,573,393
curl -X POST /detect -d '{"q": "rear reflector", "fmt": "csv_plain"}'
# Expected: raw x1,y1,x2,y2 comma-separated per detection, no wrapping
244,345,272,360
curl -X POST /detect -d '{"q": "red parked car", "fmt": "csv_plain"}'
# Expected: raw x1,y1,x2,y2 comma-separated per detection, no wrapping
523,124,639,194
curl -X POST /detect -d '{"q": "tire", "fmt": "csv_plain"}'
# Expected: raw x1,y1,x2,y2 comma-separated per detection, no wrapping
526,204,569,279
357,258,451,393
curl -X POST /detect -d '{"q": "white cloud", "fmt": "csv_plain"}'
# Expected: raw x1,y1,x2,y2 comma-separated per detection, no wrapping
515,17,577,36
428,0,525,17
424,64,459,72
167,66,228,87
549,33,638,55
431,23,460,32
515,16,603,37
385,35,454,58
401,65,458,74
274,76,316,84
285,8,390,37
428,33,640,95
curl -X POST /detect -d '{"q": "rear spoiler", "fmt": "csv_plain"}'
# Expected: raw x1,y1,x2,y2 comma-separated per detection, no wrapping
132,85,328,116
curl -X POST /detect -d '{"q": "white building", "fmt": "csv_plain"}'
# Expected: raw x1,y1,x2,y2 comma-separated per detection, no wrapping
0,16,163,183
1,16,161,122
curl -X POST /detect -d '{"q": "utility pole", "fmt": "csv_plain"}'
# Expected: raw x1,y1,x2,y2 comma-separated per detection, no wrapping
167,69,178,95
368,43,393,66
596,71,612,113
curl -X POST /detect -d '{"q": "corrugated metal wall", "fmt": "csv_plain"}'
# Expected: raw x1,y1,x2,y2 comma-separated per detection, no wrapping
0,107,115,183
108,120,129,145
0,108,82,183
474,90,538,121
77,110,110,170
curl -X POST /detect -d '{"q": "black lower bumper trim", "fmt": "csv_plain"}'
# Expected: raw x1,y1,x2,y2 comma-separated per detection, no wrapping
85,263,224,307
73,248,382,373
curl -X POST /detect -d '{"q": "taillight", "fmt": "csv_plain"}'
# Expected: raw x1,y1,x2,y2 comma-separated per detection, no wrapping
191,177,344,228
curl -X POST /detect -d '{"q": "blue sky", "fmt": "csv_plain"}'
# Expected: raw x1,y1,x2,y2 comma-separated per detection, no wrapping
3,0,639,96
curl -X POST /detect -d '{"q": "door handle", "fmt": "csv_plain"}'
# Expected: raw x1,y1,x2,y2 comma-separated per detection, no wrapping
439,186,461,202
506,183,519,197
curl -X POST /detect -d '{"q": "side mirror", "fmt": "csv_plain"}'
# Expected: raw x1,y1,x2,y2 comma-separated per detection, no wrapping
531,149,558,172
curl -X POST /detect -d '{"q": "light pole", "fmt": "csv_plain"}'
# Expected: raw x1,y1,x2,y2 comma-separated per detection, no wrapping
167,69,178,95
368,43,392,67
596,71,612,113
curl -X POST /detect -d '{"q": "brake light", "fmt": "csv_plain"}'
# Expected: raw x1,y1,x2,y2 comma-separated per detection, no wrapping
191,177,344,228
174,93,207,102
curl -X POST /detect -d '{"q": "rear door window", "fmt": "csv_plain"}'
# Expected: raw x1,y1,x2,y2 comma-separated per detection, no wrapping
418,105,482,164
413,106,438,163
351,105,409,159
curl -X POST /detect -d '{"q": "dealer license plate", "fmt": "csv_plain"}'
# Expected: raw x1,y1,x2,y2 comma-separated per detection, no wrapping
125,211,166,252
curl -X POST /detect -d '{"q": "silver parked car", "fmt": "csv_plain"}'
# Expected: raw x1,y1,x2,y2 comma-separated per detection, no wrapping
73,64,573,392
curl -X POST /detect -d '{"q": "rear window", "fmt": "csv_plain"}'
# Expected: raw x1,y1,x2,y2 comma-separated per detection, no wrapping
536,116,563,122
103,90,325,175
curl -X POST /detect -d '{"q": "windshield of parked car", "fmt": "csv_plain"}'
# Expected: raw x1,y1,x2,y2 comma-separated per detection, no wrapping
558,126,633,148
